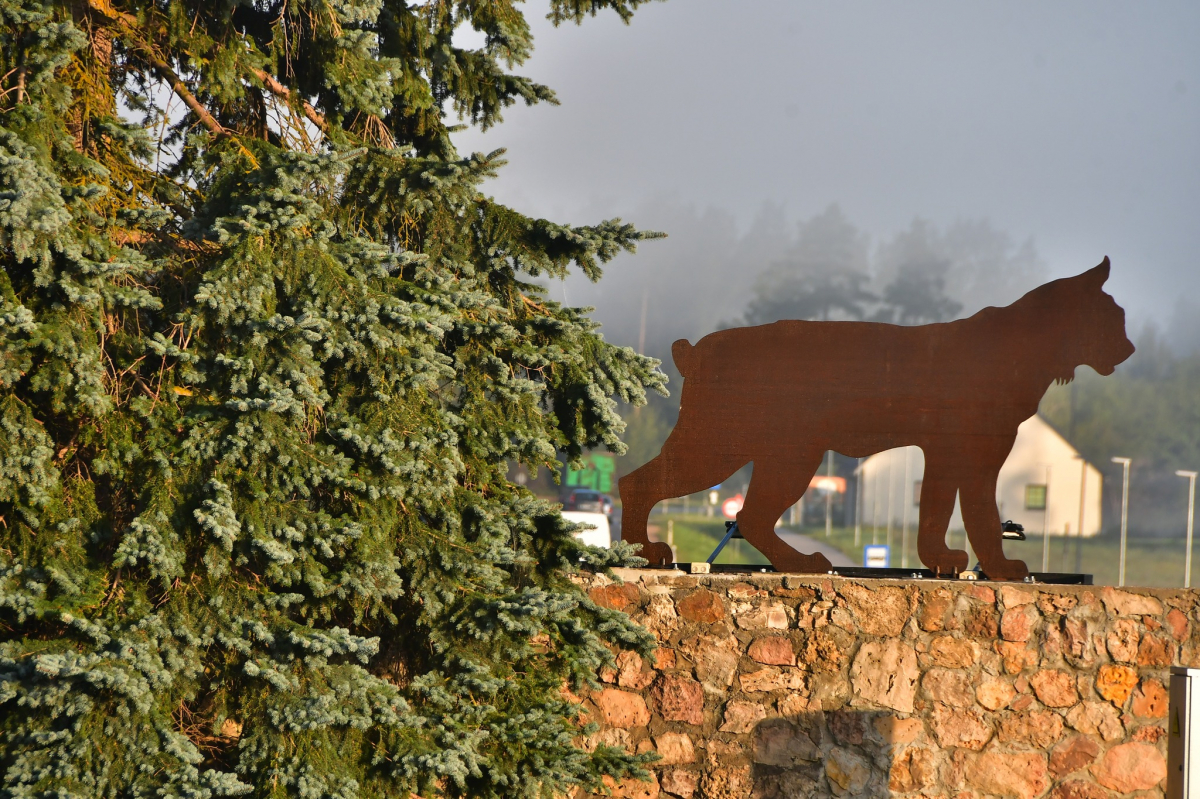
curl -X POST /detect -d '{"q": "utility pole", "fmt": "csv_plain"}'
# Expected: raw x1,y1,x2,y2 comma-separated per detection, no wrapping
1075,455,1087,574
1112,457,1132,587
901,448,912,568
1042,464,1052,573
1178,470,1198,589
824,451,834,539
854,457,863,547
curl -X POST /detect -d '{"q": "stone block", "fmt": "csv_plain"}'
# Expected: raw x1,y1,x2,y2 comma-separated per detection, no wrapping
690,637,740,694
964,751,1049,799
827,710,865,745
590,582,641,611
1167,607,1190,641
651,675,704,726
825,747,871,796
700,766,751,799
998,709,1064,749
1131,678,1168,718
1031,669,1079,708
997,641,1038,674
615,651,656,690
969,584,997,604
873,715,923,745
1049,735,1101,779
850,639,919,713
1137,632,1175,666
1000,585,1038,608
676,589,724,624
1101,587,1164,617
594,689,651,728
1133,724,1167,743
748,636,795,666
739,666,804,693
920,589,953,632
923,668,975,708
719,700,766,734
654,732,695,765
734,602,788,630
1066,701,1124,741
753,720,820,766
602,772,660,799
889,747,939,793
1062,617,1094,666
1039,593,1078,616
1091,742,1167,793
929,635,979,668
840,583,913,637
1048,780,1114,799
931,703,992,750
963,603,1000,638
776,692,813,716
1095,664,1138,707
638,594,681,639
659,769,697,799
976,678,1016,710
1106,619,1139,663
585,727,630,752
1001,603,1040,642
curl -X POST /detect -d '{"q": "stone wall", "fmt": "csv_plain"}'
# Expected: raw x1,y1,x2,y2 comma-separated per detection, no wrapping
580,570,1195,799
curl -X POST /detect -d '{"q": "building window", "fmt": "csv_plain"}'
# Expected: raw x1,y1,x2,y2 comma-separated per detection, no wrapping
913,480,922,506
1025,484,1047,511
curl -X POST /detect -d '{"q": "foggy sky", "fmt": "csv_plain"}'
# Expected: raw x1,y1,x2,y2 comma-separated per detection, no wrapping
454,1,1200,345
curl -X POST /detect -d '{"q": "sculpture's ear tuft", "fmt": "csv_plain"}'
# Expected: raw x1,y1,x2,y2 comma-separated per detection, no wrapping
1085,256,1111,286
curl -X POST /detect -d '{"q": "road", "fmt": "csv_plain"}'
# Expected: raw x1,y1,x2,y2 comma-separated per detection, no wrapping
775,528,856,567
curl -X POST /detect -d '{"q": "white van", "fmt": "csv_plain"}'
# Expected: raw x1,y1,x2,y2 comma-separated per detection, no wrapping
561,511,612,549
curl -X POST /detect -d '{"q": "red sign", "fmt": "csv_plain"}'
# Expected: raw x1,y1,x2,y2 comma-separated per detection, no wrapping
721,494,744,519
809,475,846,494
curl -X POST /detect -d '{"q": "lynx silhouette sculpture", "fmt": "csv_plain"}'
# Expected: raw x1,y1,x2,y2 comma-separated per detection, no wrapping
619,259,1134,580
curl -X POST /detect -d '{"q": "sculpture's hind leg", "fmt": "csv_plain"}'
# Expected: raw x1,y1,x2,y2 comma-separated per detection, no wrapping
915,448,969,575
618,442,745,566
737,453,832,573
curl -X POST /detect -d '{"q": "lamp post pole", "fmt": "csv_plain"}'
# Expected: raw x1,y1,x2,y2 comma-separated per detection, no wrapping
1112,457,1132,587
1178,470,1198,589
1042,464,1052,573
854,458,863,547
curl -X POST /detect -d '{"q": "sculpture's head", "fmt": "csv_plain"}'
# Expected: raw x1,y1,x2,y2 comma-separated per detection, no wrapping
1036,257,1135,380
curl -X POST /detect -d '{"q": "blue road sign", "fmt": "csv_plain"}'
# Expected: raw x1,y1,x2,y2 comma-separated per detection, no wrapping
864,545,890,568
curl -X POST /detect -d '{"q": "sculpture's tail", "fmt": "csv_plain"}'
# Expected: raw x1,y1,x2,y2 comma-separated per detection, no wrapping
671,339,696,378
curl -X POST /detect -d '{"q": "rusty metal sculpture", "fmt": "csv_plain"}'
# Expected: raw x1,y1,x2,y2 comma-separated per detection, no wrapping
619,259,1134,581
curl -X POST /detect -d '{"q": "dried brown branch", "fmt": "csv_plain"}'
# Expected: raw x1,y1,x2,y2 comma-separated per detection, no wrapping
141,51,225,137
252,68,328,133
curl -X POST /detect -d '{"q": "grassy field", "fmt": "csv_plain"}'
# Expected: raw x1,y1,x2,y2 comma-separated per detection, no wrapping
644,512,1197,587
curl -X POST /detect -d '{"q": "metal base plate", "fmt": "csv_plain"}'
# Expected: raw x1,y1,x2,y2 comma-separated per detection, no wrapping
668,563,1093,584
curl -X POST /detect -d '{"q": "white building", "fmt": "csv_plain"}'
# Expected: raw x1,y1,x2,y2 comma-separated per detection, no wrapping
856,415,1103,540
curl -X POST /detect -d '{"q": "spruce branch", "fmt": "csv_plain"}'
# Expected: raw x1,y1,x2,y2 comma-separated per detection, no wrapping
251,68,328,134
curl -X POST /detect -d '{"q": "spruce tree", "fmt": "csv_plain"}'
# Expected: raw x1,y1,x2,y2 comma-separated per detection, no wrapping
0,1,667,796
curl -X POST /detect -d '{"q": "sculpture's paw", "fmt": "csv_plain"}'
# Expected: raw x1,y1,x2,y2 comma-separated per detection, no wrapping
980,557,1030,582
638,541,675,567
925,548,970,576
771,551,833,575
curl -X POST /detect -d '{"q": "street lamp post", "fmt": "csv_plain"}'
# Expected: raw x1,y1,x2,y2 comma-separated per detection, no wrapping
1112,457,1132,587
1042,464,1052,573
1178,470,1198,589
854,458,863,547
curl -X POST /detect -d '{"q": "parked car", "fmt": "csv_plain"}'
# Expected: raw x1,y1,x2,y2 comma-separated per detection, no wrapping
600,494,615,517
561,511,612,549
563,489,605,513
